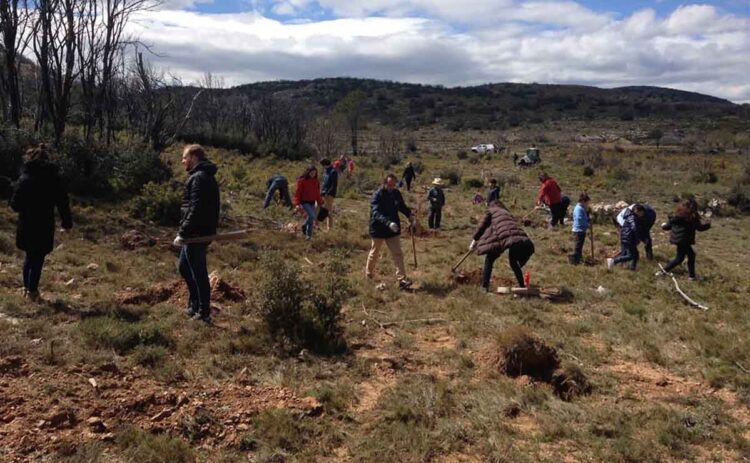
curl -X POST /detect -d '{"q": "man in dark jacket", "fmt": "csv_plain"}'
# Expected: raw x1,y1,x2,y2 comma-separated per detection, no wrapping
263,175,292,209
427,178,446,230
320,158,338,231
487,179,501,206
608,204,645,271
366,174,416,289
173,145,220,323
402,162,416,191
10,144,72,301
470,201,534,290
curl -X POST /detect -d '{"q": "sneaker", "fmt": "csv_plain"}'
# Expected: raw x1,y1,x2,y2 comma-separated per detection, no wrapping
606,258,614,270
398,278,413,289
191,312,212,324
655,270,667,277
688,276,698,281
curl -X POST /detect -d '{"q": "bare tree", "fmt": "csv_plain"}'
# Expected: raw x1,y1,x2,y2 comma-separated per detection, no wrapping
0,0,31,127
307,115,346,159
250,94,307,158
334,89,365,156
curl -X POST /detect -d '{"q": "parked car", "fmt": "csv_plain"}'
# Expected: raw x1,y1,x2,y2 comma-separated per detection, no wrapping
471,143,499,154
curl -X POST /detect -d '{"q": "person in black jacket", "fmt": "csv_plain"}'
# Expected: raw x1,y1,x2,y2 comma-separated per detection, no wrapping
486,178,501,206
320,158,338,231
9,144,72,301
366,174,416,289
427,178,446,230
173,145,220,323
607,204,645,271
402,162,416,191
658,199,710,280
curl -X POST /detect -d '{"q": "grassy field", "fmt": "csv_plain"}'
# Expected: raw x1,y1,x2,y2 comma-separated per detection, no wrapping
1,135,749,462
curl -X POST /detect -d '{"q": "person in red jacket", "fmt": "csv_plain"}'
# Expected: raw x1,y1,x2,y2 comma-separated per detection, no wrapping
294,165,322,240
536,172,565,227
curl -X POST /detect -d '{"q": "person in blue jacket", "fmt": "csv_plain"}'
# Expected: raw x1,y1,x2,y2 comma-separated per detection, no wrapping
569,193,590,265
320,158,338,230
608,204,646,271
486,178,501,206
263,175,292,209
365,174,416,289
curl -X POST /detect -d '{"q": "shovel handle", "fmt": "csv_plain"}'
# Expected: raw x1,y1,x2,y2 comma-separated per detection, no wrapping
451,249,474,273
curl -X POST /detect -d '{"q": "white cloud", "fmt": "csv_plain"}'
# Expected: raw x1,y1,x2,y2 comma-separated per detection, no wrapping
127,2,750,103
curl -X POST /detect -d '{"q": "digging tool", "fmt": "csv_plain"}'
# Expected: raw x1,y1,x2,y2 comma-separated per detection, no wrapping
410,224,418,268
589,221,595,261
451,250,474,274
181,230,249,245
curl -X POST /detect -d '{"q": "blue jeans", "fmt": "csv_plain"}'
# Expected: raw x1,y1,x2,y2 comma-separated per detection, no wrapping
301,202,316,238
614,242,639,270
23,251,46,292
178,244,210,316
263,178,292,208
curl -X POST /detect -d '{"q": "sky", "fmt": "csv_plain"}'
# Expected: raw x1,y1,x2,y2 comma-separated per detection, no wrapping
129,1,750,103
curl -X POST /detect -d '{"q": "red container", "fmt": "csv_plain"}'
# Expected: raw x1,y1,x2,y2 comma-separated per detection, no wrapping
524,272,531,288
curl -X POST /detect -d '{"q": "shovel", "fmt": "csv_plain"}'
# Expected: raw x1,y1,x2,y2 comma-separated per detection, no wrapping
451,249,474,273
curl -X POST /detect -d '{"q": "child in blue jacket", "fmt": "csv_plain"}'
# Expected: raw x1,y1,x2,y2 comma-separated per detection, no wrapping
569,193,590,265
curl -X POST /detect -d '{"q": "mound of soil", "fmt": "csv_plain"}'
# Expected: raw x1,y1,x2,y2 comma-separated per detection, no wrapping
120,230,156,250
497,329,560,382
117,273,245,306
551,365,592,401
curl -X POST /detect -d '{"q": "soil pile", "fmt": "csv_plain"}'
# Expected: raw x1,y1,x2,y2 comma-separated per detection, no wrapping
120,230,156,250
117,273,245,306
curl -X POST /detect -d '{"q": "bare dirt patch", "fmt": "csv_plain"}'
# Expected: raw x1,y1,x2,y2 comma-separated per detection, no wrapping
117,272,246,306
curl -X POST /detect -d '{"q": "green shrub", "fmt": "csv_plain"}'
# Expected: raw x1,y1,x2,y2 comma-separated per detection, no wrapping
463,177,483,189
411,160,425,174
256,255,349,355
251,409,308,452
456,150,468,160
405,138,417,153
583,166,595,177
78,317,172,354
53,137,115,197
116,426,195,463
608,167,631,182
439,168,462,185
692,171,718,184
131,181,182,226
0,126,37,180
111,144,172,195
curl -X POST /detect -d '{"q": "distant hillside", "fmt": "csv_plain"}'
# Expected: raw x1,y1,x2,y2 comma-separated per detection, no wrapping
213,78,746,131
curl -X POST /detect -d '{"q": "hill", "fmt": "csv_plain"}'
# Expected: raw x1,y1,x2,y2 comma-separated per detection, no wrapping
213,77,746,131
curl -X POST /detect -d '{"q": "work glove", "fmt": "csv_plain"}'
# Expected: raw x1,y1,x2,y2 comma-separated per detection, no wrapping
173,235,185,247
388,222,399,233
469,240,477,251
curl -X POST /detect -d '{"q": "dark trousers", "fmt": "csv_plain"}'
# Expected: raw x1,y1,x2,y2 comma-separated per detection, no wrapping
549,202,565,226
570,231,586,264
263,179,292,209
23,251,46,292
614,242,639,270
482,241,534,289
428,208,442,229
663,243,696,278
178,244,210,316
405,178,413,191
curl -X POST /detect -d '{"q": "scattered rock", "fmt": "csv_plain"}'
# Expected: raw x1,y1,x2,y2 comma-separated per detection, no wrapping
64,278,76,287
120,230,156,250
595,286,609,295
86,417,107,433
150,408,173,422
47,409,77,429
0,356,26,376
86,263,99,271
0,312,21,326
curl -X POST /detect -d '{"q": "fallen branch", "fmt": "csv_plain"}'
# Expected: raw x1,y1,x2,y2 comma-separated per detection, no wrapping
735,362,750,375
361,304,394,336
379,318,448,328
659,264,709,311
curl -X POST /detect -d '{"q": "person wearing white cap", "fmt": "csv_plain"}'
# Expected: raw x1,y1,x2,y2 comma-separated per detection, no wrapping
427,178,446,230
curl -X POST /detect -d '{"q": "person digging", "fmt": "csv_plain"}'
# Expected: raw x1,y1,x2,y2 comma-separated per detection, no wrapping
470,200,535,292
536,172,566,227
366,174,416,289
615,203,657,260
263,174,292,209
173,144,220,324
320,158,338,231
427,177,446,230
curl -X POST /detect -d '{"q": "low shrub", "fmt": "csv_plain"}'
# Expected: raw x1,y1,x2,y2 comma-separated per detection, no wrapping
78,316,172,355
256,254,349,355
111,144,172,195
53,137,115,197
116,426,195,463
692,171,718,184
131,181,182,226
439,168,462,185
583,166,595,177
463,177,484,189
405,138,417,153
456,150,468,160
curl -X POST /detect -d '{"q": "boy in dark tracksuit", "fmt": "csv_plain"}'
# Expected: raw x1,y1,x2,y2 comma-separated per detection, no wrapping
486,179,501,206
403,162,416,191
607,204,645,271
427,178,446,229
658,200,710,280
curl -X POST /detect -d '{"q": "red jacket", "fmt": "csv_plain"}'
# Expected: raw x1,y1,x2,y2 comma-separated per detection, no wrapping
537,178,562,206
294,176,322,206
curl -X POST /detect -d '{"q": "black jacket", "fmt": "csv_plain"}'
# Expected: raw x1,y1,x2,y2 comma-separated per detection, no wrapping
403,166,416,181
179,160,220,239
369,187,411,239
321,166,338,197
619,208,642,248
10,160,72,254
662,214,710,246
487,186,500,205
427,187,445,210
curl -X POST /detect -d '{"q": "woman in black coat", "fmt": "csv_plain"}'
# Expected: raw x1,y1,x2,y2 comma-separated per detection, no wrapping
9,145,72,300
658,199,710,280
